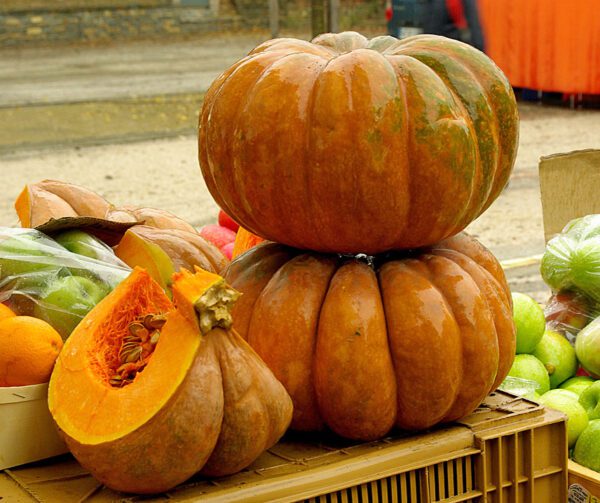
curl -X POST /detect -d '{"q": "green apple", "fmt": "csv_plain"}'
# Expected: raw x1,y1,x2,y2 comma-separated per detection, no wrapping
579,380,600,420
539,389,589,447
508,354,551,395
573,419,600,472
0,232,56,278
532,329,578,388
560,376,596,396
575,317,600,377
512,292,546,354
34,275,108,339
54,230,126,267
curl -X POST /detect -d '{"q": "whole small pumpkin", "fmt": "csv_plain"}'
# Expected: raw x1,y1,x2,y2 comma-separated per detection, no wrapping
199,32,519,254
48,267,292,494
223,233,515,440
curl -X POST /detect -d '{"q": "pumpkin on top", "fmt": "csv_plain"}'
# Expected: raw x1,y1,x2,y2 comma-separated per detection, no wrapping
199,31,518,255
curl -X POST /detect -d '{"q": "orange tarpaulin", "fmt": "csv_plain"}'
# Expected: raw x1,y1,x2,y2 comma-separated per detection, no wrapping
478,0,600,94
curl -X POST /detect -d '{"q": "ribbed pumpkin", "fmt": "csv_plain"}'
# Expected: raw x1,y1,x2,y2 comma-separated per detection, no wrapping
223,233,515,441
48,267,292,494
199,32,519,254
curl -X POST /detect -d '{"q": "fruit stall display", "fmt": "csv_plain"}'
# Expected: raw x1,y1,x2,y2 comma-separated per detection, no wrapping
0,30,590,500
496,214,600,499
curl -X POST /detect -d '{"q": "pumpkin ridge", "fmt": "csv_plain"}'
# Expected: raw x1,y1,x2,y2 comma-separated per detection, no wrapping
232,51,315,238
378,258,460,428
384,55,412,247
203,60,250,228
261,51,330,245
398,47,500,223
406,56,482,234
400,51,492,226
430,247,513,390
247,253,337,430
315,259,397,440
198,54,251,221
390,55,475,246
203,50,290,236
422,254,498,421
310,50,411,251
438,233,511,302
440,76,485,231
431,245,509,305
226,244,298,339
254,38,336,58
303,57,332,248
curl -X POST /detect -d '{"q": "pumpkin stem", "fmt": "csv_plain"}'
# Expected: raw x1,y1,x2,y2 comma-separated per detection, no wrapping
194,279,241,335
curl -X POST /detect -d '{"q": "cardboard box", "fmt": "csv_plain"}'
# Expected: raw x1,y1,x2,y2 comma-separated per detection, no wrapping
539,149,600,242
0,383,68,470
539,149,600,502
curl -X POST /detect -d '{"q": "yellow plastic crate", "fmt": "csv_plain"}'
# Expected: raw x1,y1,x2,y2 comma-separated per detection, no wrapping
0,390,568,502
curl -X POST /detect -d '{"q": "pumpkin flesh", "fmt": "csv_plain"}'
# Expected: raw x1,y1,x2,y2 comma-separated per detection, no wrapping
49,269,203,444
49,267,292,493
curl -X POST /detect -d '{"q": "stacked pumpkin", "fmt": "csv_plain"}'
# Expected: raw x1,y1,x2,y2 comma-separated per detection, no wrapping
199,31,520,441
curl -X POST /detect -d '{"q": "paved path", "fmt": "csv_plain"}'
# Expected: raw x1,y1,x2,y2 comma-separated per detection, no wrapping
0,34,265,106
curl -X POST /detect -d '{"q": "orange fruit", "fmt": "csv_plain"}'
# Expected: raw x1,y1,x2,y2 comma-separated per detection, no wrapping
0,303,16,322
0,316,63,387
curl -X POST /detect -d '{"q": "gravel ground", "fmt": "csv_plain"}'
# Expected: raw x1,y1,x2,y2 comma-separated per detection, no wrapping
2,102,599,265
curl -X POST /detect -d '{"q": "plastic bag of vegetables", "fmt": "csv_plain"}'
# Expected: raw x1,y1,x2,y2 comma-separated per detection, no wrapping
541,214,600,303
0,227,130,339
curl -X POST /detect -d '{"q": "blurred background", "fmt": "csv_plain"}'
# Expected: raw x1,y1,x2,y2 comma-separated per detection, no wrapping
1,0,599,301
1,0,598,154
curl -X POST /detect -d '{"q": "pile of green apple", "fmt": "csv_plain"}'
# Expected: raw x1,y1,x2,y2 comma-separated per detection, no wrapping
503,292,600,472
0,228,130,339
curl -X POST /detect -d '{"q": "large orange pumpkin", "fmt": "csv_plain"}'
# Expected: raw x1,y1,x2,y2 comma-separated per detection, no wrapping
199,32,519,254
223,233,515,441
49,267,292,493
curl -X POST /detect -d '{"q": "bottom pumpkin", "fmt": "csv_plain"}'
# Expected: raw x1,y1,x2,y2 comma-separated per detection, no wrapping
224,232,516,441
48,267,292,494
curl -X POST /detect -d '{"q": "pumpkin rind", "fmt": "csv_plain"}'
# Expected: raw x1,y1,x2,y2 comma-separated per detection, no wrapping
223,233,515,439
115,225,229,277
315,260,397,440
16,180,201,238
199,32,519,254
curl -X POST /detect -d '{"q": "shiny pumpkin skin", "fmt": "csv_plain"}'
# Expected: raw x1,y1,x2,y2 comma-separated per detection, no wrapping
200,32,519,254
223,233,515,440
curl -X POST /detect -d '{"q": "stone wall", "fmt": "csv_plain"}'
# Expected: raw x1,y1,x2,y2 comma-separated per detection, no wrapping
0,0,385,48
1,1,172,13
0,1,239,48
233,0,385,33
